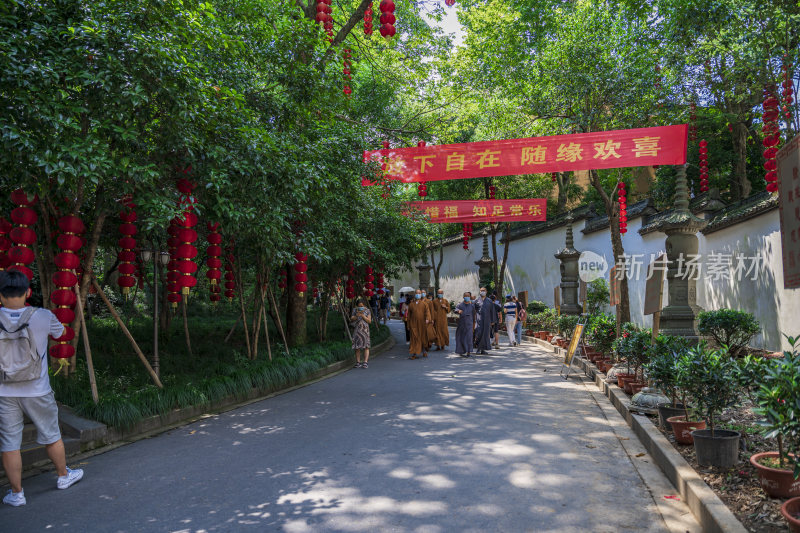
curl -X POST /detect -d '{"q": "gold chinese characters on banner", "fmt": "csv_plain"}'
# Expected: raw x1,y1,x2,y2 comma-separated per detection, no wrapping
405,199,546,224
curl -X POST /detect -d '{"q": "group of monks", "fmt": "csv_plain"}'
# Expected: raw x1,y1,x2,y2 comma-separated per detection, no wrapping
402,288,450,359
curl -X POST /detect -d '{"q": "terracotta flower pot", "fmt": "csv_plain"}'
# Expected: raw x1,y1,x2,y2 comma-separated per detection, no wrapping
616,373,635,388
629,381,646,395
600,360,612,373
546,334,554,343
667,416,706,445
623,377,639,394
781,497,800,533
750,452,800,498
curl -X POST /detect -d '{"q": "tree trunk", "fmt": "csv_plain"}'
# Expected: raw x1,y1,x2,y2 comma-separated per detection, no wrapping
556,172,568,213
181,296,193,357
235,262,252,359
285,284,307,347
589,169,631,324
730,121,752,200
496,223,511,298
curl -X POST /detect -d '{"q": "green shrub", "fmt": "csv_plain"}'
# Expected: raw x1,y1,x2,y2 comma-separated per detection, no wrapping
645,334,692,405
527,300,548,315
677,343,740,434
587,279,610,315
754,336,800,475
697,308,760,358
587,313,616,355
557,314,581,339
612,324,651,376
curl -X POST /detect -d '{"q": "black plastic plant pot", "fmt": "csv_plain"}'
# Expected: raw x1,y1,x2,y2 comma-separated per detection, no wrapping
692,429,740,468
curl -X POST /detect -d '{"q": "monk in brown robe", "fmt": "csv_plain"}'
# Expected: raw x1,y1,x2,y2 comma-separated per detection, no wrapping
423,291,437,352
405,289,431,359
432,289,450,350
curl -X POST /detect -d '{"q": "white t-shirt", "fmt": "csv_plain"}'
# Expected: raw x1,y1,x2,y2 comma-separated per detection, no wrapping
0,306,65,397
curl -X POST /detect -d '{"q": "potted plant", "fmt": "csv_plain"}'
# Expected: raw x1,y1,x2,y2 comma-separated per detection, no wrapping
679,343,741,466
781,497,800,533
646,334,692,429
697,308,760,358
625,328,652,392
668,348,707,444
751,337,800,499
612,323,640,390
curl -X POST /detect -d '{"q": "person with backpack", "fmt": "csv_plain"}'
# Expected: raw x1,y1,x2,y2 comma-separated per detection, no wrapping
0,270,84,507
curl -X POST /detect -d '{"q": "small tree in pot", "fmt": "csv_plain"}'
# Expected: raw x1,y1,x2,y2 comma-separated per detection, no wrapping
680,343,741,466
751,337,800,498
698,308,760,359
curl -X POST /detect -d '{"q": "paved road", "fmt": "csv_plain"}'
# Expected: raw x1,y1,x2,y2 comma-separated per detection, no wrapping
3,322,698,532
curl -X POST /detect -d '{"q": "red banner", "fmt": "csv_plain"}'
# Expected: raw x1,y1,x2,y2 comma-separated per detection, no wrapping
364,125,688,185
405,199,546,224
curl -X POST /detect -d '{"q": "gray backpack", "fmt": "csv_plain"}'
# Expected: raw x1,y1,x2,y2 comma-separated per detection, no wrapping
0,307,41,383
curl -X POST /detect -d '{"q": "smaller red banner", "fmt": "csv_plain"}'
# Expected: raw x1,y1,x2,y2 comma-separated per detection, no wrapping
405,199,547,224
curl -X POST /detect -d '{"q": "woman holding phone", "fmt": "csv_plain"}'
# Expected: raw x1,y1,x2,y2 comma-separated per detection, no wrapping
350,299,372,368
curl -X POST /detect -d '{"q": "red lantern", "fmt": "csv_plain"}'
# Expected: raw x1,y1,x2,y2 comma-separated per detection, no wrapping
294,252,308,296
0,216,11,270
489,185,496,199
173,179,199,298
364,2,373,35
698,139,709,193
50,214,85,360
379,0,396,40
762,89,780,193
205,223,222,302
343,48,353,96
617,182,627,235
445,0,455,6
8,189,38,281
117,199,137,298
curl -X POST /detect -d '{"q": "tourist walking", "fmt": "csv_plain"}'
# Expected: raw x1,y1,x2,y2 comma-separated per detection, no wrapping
401,294,412,343
474,288,495,354
0,270,84,507
490,294,503,348
454,292,476,357
405,289,431,359
514,296,526,345
432,289,450,350
350,299,372,368
379,291,390,325
369,293,379,323
503,295,518,346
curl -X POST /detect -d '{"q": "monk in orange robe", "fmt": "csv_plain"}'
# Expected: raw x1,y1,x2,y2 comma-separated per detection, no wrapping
405,289,431,359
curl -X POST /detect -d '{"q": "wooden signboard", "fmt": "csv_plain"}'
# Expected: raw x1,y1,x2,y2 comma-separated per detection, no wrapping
777,134,800,289
518,290,528,310
579,279,587,314
560,321,586,380
644,254,667,340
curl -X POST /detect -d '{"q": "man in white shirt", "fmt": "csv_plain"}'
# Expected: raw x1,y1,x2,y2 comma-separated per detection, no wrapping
503,295,518,346
0,270,84,507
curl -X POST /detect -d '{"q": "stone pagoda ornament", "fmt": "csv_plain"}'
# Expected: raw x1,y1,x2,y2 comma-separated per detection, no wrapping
655,165,708,340
554,215,581,315
474,227,494,289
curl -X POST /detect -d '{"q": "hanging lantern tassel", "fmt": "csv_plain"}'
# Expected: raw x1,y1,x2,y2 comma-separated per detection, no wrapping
8,189,38,281
698,139,709,193
50,215,85,365
117,199,137,300
224,242,236,302
617,182,627,235
379,0,396,39
762,89,780,193
206,222,222,303
0,216,12,270
294,252,309,296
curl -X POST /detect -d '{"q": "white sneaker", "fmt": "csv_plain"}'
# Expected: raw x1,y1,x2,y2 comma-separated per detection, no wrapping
3,489,26,506
57,467,84,489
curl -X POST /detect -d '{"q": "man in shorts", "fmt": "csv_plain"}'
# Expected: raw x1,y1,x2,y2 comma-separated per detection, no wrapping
0,269,84,506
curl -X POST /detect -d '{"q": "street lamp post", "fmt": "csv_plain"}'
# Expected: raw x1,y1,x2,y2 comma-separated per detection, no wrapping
140,247,170,377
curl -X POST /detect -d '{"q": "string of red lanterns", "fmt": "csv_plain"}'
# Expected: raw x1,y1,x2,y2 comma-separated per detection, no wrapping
224,241,236,302
462,222,473,250
316,0,333,41
49,215,85,363
379,0,396,39
698,139,709,193
175,178,199,299
117,198,138,299
166,220,181,309
417,141,427,197
617,182,627,235
294,252,309,295
489,184,496,199
363,265,374,297
345,261,356,299
363,3,373,35
762,87,780,194
9,189,38,282
0,216,12,270
206,222,222,303
551,172,557,183
782,57,794,125
343,48,352,96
